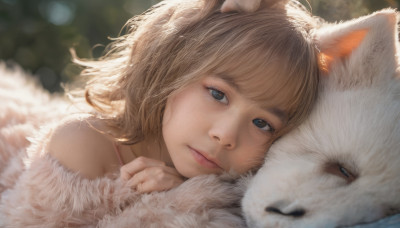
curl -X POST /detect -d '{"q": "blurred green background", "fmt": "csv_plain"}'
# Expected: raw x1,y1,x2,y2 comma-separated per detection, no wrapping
0,0,398,92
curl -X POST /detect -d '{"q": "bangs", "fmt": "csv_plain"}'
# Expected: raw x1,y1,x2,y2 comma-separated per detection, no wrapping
207,37,316,122
214,49,304,113
159,1,318,138
177,7,318,125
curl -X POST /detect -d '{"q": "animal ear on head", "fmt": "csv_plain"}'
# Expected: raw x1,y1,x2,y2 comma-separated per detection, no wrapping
317,29,367,75
317,10,398,76
220,0,288,13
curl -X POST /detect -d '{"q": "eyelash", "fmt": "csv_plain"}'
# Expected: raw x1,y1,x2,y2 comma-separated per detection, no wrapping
324,162,357,184
206,87,275,133
207,86,228,104
253,119,275,133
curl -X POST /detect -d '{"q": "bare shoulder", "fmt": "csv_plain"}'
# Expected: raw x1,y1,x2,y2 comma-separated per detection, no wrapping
48,114,119,179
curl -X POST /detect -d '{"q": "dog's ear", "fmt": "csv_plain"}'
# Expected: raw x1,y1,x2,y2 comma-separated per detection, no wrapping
221,0,288,13
318,29,367,75
317,9,399,83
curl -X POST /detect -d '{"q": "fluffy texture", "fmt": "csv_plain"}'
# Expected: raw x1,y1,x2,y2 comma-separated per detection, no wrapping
3,5,400,227
242,9,400,228
0,63,244,227
0,63,71,196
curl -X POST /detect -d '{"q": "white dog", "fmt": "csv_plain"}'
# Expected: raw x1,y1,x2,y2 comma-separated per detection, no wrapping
1,1,399,227
236,7,400,228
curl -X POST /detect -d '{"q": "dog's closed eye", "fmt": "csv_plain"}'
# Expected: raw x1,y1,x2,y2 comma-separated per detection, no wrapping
323,162,357,184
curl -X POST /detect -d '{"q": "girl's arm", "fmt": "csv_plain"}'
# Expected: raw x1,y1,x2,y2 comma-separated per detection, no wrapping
0,120,139,227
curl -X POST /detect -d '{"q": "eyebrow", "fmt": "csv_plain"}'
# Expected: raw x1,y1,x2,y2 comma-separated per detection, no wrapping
215,74,288,123
266,107,287,123
215,73,240,91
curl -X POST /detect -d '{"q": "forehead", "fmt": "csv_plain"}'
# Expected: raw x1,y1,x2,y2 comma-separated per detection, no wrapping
211,73,289,122
213,63,296,114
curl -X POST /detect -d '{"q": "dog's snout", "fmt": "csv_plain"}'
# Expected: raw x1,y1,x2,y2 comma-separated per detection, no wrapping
265,201,306,218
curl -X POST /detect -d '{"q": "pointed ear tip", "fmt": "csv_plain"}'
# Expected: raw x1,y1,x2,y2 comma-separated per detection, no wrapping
317,28,368,74
373,9,398,25
376,8,398,16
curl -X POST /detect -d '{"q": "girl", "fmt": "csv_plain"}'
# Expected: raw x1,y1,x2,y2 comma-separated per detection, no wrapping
49,0,320,194
0,0,319,226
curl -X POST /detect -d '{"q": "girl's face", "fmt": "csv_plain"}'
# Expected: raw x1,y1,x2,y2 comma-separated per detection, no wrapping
162,75,287,178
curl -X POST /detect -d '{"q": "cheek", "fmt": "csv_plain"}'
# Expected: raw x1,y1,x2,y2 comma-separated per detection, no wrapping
233,139,271,173
162,99,186,144
235,126,272,166
162,87,209,142
163,97,202,130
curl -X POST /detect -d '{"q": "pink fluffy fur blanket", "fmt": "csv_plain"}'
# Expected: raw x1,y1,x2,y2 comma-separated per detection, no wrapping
0,63,244,227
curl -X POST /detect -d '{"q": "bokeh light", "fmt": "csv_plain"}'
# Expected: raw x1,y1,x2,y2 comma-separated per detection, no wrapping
39,1,76,26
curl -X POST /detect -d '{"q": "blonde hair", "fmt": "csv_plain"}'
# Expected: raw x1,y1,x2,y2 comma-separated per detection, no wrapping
74,0,319,144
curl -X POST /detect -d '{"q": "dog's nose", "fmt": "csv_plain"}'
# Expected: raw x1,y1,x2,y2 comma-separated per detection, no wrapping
265,201,306,218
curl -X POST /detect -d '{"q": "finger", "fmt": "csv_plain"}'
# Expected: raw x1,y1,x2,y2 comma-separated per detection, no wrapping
126,166,167,188
126,169,148,189
221,0,261,13
122,162,180,182
136,179,159,194
120,156,165,181
127,167,184,193
221,0,239,13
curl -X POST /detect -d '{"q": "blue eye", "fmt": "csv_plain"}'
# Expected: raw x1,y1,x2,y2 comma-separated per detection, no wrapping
208,88,228,104
253,118,275,132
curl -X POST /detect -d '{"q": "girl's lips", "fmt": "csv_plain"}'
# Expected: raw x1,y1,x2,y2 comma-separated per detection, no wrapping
189,146,221,169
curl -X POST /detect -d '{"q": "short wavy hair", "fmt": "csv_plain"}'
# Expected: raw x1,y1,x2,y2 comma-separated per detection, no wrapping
73,0,319,144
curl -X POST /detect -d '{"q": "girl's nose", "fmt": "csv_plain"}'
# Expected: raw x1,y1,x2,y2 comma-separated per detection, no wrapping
208,116,240,150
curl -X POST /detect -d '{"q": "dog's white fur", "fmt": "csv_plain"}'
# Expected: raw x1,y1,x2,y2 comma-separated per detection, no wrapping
241,8,400,228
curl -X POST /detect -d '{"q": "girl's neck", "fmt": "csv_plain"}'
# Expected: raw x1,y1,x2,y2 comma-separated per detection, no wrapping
128,138,174,167
91,118,173,167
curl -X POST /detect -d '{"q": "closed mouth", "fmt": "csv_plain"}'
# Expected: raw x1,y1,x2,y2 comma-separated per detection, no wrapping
188,146,222,169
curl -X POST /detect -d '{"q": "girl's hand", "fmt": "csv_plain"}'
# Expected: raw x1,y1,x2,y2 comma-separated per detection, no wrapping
120,156,185,193
221,0,285,13
221,0,261,13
